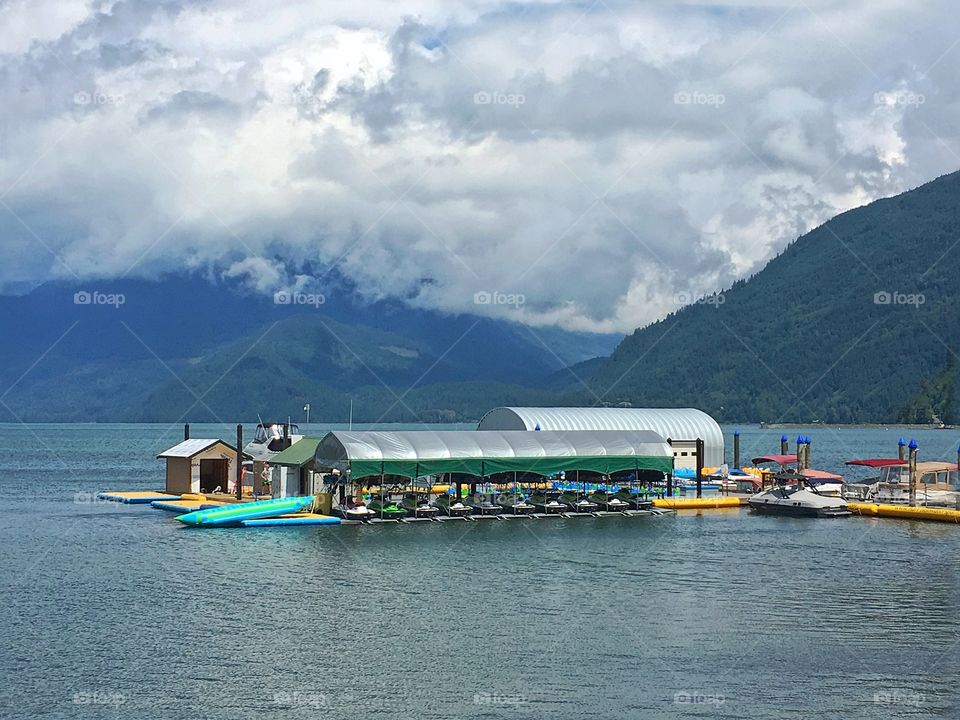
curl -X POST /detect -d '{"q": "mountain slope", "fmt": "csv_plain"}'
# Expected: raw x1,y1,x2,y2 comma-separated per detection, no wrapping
0,276,617,422
581,170,960,423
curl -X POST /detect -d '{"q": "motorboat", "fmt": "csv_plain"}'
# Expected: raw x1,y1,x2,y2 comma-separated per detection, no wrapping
244,421,303,460
366,497,408,520
332,498,376,521
801,469,844,498
400,493,440,518
432,493,472,517
464,493,502,516
748,472,850,518
496,491,535,515
612,488,653,510
559,490,598,513
587,490,629,511
845,459,959,506
528,489,566,514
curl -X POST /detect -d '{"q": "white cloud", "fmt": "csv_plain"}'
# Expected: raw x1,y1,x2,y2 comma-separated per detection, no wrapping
0,0,957,332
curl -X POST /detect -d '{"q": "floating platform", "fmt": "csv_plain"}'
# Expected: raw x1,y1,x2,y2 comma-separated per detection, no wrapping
151,499,225,513
652,496,746,510
97,490,180,504
240,513,341,527
848,502,960,523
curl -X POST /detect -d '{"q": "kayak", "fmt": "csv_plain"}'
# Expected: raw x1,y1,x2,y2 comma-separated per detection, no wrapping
176,496,314,527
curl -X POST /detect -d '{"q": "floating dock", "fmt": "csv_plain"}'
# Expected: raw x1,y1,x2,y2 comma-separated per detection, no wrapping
151,498,226,513
96,491,181,504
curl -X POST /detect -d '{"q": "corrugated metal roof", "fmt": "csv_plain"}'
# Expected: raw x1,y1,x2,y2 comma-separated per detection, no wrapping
157,438,236,459
315,429,673,479
268,437,323,467
476,407,725,466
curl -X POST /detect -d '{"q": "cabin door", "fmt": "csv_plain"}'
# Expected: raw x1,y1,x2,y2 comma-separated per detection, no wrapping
199,458,228,493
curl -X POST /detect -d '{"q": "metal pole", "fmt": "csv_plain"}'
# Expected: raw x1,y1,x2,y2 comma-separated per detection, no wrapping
695,438,704,499
666,438,673,498
733,430,740,469
908,440,918,507
235,424,243,501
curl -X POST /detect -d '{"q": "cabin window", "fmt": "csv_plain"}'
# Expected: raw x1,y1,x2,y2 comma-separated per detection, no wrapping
920,472,938,485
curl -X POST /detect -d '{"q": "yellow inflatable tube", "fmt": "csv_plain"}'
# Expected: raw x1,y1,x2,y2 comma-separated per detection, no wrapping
653,497,746,509
849,502,960,523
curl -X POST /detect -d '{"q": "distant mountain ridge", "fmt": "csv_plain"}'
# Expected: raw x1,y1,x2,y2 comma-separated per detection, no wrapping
0,275,618,422
4,171,959,424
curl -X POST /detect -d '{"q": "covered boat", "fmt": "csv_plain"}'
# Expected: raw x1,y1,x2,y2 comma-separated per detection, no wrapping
844,459,958,505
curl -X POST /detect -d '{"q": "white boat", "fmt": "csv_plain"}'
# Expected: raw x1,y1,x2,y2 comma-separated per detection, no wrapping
332,501,375,521
844,459,959,506
244,421,303,460
748,472,851,518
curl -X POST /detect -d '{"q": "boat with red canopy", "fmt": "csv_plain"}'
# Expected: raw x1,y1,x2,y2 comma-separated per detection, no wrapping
844,458,958,505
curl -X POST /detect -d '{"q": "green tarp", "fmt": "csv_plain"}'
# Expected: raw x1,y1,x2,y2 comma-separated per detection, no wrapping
315,429,673,480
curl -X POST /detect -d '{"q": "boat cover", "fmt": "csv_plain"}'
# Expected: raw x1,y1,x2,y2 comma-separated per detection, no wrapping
314,430,673,479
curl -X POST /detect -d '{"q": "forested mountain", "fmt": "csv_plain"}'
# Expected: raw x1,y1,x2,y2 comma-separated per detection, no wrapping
0,277,614,422
4,172,960,424
580,170,960,424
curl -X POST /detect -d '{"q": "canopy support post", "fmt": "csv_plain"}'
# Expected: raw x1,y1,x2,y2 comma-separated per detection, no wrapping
696,438,704,499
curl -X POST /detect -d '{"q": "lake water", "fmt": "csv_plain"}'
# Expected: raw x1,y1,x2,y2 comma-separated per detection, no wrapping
1,423,958,719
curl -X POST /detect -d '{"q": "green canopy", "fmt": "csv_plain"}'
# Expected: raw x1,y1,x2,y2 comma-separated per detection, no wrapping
314,429,673,480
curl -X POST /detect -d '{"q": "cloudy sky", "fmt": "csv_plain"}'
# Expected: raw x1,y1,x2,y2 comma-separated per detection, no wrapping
0,0,957,332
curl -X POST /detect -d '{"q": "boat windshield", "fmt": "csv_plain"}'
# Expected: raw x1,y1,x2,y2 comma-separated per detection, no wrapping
879,466,910,483
920,470,953,486
253,423,300,443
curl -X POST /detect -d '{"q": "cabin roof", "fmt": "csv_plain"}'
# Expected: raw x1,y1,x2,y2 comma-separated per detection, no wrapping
157,438,240,459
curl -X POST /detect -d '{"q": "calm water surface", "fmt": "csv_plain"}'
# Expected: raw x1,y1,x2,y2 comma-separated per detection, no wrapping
1,423,958,719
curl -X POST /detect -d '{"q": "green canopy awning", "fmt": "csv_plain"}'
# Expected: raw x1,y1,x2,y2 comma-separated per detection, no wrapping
268,437,323,467
314,429,673,480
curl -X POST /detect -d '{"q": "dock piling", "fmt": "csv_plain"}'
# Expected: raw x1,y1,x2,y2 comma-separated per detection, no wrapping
733,431,740,470
695,437,704,499
898,437,906,461
235,424,243,501
184,423,190,441
780,435,788,455
908,439,918,507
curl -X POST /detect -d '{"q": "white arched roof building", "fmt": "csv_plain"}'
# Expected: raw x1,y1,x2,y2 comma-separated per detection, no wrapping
476,407,725,468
